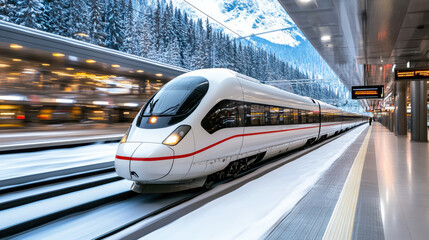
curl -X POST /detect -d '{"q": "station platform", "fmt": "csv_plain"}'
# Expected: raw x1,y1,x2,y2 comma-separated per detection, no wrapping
142,123,429,239
0,123,128,152
267,122,429,240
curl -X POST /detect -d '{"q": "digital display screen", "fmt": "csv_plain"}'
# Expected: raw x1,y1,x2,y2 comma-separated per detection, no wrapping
351,85,384,99
395,68,429,80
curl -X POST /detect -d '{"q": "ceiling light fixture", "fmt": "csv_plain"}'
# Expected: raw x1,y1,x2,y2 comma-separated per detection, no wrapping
321,35,331,41
76,33,88,37
93,101,109,105
10,44,23,49
52,53,65,57
407,61,410,68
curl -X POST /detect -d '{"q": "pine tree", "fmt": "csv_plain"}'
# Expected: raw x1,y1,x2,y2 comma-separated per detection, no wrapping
57,0,73,37
167,35,181,66
173,9,186,67
73,0,90,42
137,11,152,58
104,0,124,50
1,0,18,22
14,0,44,29
123,0,137,54
89,0,106,46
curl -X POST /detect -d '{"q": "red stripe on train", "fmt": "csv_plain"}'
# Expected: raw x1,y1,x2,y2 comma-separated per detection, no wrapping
116,122,356,161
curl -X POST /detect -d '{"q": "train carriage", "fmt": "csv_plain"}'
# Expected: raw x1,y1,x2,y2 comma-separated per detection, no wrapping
115,68,365,193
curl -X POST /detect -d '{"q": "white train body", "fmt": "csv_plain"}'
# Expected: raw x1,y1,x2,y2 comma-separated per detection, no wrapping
115,69,365,192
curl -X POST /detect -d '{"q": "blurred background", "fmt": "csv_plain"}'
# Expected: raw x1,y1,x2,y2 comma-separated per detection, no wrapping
0,39,173,129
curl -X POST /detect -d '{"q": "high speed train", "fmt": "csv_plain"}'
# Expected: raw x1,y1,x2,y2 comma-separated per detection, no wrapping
115,68,366,193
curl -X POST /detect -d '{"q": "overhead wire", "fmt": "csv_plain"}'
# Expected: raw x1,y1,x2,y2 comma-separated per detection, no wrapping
181,0,244,38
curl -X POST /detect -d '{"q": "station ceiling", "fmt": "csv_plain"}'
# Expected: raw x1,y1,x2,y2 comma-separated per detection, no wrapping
278,0,429,108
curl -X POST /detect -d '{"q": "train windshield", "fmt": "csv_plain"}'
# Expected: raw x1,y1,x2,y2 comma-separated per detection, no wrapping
142,76,209,116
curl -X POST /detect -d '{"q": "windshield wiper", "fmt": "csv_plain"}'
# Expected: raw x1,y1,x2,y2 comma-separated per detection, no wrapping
141,103,180,117
158,104,180,115
149,99,159,114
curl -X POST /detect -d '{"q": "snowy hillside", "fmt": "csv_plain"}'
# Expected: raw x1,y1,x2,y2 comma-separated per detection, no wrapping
170,0,304,46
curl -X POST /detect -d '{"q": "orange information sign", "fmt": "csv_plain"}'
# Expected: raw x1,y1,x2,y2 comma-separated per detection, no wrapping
395,68,429,80
351,85,384,99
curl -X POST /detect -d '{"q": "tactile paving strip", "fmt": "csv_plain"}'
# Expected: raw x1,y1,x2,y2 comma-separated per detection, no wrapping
266,128,371,240
352,135,384,240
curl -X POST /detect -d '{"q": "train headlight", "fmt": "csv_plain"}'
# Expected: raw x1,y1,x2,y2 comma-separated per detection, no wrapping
149,116,158,124
163,125,191,146
120,128,130,144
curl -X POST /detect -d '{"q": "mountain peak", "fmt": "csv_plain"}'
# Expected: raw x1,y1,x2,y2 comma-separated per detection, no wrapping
171,0,304,46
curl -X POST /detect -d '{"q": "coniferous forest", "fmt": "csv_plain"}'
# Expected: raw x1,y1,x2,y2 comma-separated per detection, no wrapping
0,0,355,105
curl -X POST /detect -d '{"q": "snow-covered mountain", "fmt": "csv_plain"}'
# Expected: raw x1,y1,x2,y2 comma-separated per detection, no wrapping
170,0,304,46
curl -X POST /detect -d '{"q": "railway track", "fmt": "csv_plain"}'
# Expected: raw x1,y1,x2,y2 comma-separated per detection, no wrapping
0,163,201,239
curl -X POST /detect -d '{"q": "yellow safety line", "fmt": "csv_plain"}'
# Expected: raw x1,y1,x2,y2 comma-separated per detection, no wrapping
322,126,372,240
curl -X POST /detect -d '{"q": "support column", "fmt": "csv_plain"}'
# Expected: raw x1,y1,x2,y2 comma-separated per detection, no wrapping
395,81,407,135
410,80,428,142
389,111,394,132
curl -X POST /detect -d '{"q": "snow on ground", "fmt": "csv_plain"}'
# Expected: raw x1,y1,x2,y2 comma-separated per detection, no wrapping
0,131,81,139
143,125,368,240
0,143,119,181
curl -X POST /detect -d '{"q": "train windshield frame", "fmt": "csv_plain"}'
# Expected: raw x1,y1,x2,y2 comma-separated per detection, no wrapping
137,76,209,129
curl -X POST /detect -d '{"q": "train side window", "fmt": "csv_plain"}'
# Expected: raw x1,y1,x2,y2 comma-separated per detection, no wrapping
300,110,307,124
201,100,241,134
279,108,284,124
308,110,314,123
283,108,290,124
270,106,280,125
314,111,320,123
244,103,251,126
264,105,270,125
291,109,298,124
237,102,246,127
322,113,327,123
250,104,264,126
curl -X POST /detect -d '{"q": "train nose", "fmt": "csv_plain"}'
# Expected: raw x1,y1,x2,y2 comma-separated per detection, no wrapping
129,143,174,181
115,142,141,180
115,142,174,181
